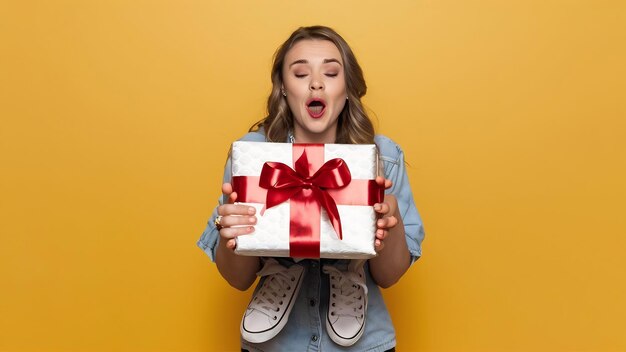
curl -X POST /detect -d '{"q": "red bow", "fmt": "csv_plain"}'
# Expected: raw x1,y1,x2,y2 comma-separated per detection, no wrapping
260,149,351,240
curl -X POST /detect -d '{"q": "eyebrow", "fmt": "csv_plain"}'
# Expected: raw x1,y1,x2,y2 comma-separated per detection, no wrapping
288,58,342,68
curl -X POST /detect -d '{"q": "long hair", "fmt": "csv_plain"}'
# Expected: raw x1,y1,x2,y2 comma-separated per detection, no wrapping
251,26,375,144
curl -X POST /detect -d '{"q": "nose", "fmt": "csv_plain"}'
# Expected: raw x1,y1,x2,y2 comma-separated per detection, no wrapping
309,75,324,91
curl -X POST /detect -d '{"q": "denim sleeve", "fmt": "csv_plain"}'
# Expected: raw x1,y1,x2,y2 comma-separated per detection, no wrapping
377,136,425,265
196,157,232,262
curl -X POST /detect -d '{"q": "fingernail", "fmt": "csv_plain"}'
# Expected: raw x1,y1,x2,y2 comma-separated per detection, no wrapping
377,220,384,227
374,204,380,211
249,216,256,223
248,207,255,214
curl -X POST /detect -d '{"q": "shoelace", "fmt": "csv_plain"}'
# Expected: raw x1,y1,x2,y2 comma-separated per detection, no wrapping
248,260,297,321
323,265,368,319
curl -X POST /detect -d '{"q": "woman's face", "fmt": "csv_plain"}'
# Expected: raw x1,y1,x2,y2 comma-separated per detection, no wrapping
282,39,347,143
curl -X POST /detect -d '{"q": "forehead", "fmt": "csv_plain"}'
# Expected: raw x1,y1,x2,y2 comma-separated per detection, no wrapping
284,39,343,65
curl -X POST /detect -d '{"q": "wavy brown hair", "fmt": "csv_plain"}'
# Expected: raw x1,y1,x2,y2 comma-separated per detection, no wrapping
250,26,375,144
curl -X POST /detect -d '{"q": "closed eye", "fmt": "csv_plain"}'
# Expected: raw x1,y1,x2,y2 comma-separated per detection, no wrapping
325,73,338,77
295,74,308,78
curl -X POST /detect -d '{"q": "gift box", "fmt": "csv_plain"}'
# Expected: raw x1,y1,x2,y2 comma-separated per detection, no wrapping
231,141,383,259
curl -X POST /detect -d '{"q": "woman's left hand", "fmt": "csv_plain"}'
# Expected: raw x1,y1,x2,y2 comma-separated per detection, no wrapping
373,176,398,252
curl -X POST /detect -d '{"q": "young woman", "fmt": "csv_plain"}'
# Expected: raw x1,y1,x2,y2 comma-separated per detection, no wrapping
198,25,425,351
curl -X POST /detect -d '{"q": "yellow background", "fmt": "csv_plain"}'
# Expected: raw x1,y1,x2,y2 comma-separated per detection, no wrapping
1,1,625,351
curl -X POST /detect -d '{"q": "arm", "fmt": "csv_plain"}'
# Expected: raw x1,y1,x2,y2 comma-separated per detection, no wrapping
198,132,270,290
368,140,425,288
197,153,262,291
368,185,411,288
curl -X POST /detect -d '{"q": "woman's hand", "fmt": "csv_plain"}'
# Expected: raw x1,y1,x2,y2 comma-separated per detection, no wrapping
216,183,257,250
214,183,262,290
373,176,398,253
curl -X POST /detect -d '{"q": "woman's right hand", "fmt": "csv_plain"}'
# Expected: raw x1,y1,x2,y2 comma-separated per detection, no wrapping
216,183,257,250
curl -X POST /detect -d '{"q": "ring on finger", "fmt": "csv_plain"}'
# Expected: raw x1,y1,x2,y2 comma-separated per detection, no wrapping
214,215,223,230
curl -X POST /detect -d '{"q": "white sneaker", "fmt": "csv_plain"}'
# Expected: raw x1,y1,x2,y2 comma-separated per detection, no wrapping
240,259,305,343
323,260,368,347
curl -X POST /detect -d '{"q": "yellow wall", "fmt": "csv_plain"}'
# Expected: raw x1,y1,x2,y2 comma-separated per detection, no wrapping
1,1,625,351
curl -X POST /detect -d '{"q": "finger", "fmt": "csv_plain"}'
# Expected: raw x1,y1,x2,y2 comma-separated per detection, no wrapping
385,216,399,228
229,191,238,204
218,204,256,216
374,202,390,215
377,216,398,229
375,239,385,252
375,176,393,190
222,182,233,196
226,238,237,250
220,225,255,239
376,228,388,241
219,214,257,228
222,183,238,204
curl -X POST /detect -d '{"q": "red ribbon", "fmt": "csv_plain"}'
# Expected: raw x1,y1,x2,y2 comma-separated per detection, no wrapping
232,144,384,258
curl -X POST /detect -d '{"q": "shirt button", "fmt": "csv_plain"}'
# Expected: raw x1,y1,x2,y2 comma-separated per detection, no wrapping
309,299,316,307
311,334,318,342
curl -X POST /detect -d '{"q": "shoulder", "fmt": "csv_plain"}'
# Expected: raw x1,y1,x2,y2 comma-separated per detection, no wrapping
237,128,267,142
374,134,404,164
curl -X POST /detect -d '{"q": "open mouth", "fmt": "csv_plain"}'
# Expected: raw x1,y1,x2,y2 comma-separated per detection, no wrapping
306,99,326,118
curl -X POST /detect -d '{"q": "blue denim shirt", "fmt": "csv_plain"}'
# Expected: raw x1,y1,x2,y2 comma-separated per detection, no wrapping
198,130,425,351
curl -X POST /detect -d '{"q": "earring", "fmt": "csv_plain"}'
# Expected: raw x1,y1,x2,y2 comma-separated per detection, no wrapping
346,96,349,100
281,88,287,97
